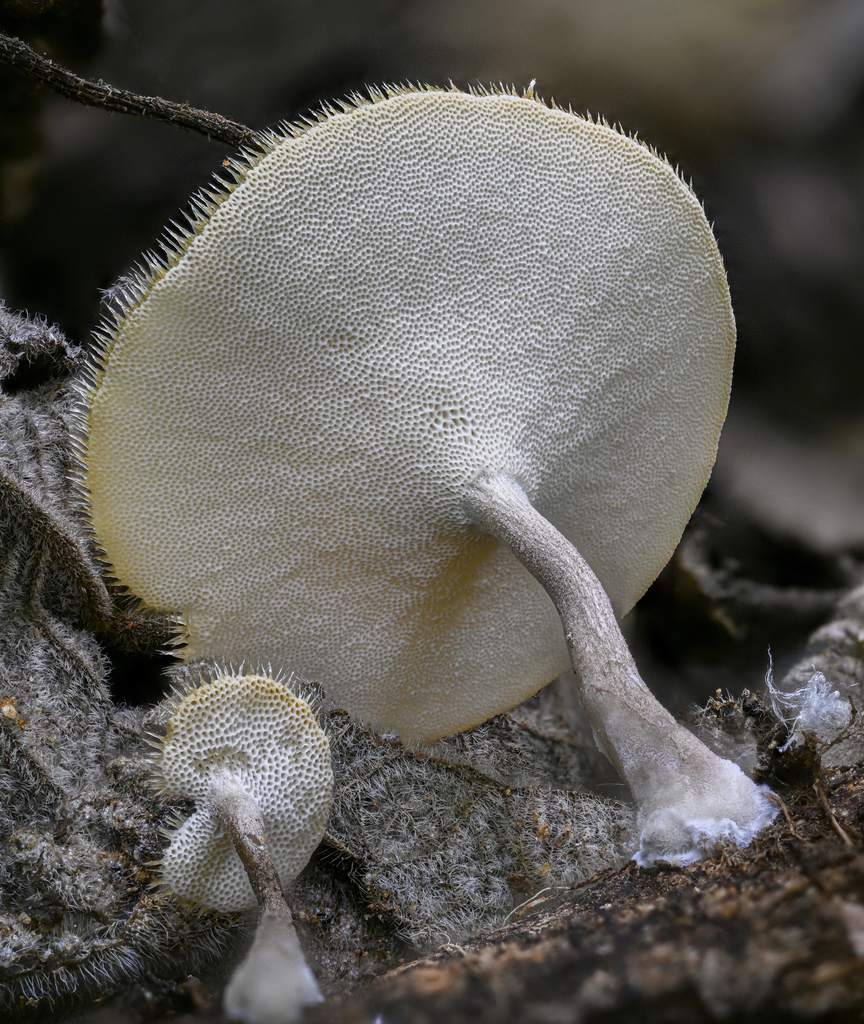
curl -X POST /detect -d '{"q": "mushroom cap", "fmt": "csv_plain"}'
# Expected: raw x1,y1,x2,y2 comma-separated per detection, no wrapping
154,672,332,911
83,87,734,741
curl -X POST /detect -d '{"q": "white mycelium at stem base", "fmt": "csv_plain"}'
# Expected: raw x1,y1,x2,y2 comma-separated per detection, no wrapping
154,672,331,1022
463,472,777,866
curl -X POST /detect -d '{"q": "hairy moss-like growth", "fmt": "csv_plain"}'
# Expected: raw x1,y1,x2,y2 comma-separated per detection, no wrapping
0,307,244,1018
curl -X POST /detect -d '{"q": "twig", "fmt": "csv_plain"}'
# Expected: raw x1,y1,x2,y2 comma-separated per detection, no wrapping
0,31,256,148
383,955,426,978
503,885,561,924
767,792,803,840
814,778,854,847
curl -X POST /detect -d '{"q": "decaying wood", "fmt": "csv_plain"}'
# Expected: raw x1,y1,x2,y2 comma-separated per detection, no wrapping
308,760,864,1024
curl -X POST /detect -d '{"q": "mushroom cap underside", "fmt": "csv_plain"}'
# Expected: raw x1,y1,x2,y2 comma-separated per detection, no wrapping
155,672,332,910
84,88,735,741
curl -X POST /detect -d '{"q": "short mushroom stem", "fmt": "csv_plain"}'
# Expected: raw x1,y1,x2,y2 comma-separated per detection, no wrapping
210,773,323,1024
463,471,778,866
209,772,285,912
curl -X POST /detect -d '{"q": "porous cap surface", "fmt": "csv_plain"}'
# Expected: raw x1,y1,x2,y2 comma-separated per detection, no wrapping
155,672,332,911
84,87,735,741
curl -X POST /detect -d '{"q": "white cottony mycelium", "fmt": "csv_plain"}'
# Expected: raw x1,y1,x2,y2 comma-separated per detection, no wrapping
154,671,331,1023
84,85,776,866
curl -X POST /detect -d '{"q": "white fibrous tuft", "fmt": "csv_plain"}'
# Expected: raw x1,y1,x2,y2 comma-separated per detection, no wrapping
82,87,735,742
765,654,852,751
154,672,332,911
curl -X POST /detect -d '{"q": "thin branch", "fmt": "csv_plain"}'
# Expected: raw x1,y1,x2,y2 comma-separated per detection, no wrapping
766,792,802,840
502,885,574,924
0,31,256,148
814,777,855,847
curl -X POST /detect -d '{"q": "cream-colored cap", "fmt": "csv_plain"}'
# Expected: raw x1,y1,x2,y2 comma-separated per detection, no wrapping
154,672,332,911
84,87,734,741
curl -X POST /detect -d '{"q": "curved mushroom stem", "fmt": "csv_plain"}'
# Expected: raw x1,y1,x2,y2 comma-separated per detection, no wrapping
463,471,777,866
209,773,323,1024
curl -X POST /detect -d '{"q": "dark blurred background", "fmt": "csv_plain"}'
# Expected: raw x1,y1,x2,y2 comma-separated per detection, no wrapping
2,0,863,709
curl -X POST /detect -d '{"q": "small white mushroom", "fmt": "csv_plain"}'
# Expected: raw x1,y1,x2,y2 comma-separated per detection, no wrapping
154,671,332,1023
84,86,776,864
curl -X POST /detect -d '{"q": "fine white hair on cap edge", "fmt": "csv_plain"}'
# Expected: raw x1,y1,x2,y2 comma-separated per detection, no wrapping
81,84,734,742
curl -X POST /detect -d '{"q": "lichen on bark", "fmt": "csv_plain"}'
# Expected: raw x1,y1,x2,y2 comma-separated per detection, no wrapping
0,306,243,1018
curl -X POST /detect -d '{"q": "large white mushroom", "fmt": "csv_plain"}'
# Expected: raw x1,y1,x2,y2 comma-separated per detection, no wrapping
82,86,776,864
